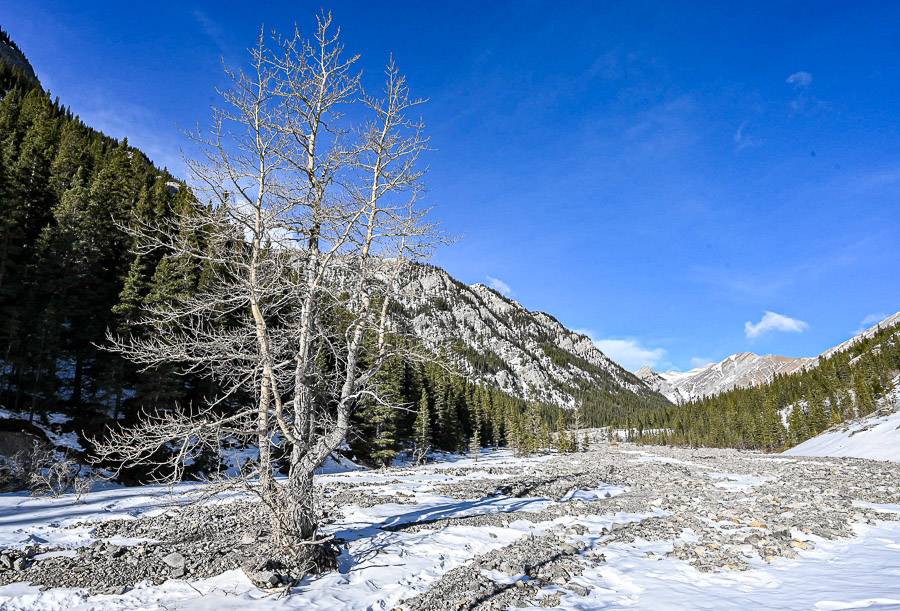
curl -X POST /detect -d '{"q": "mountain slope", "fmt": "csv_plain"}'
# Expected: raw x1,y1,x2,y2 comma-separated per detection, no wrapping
783,374,900,462
396,264,669,414
638,312,900,403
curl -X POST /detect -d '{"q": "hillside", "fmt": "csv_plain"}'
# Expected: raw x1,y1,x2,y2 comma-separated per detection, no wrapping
397,265,668,415
637,354,811,404
638,312,900,403
783,374,900,462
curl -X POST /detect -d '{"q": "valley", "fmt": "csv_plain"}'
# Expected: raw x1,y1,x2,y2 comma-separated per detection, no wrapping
1,8,899,611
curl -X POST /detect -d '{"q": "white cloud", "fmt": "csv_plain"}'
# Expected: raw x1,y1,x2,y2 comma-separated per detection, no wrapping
689,357,715,369
786,71,813,88
744,311,809,339
575,329,666,371
486,276,512,297
594,339,666,372
860,312,887,327
856,312,888,334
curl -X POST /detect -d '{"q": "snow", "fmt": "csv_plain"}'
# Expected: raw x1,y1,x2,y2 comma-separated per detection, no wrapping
706,471,774,492
0,408,84,453
784,380,900,463
315,453,364,475
0,450,632,610
1,449,899,610
542,519,900,611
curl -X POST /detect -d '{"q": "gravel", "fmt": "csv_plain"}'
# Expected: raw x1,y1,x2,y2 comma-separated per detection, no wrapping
0,442,897,608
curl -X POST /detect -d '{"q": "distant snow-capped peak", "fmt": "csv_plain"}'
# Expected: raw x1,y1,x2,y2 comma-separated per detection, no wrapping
636,312,900,403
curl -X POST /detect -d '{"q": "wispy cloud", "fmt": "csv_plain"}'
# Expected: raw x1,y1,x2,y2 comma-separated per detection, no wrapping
624,95,697,156
856,312,888,334
67,96,186,176
786,71,813,88
486,275,512,297
733,120,762,151
191,9,229,56
744,311,809,339
576,329,667,371
860,312,887,327
691,241,868,302
689,357,715,369
784,71,829,115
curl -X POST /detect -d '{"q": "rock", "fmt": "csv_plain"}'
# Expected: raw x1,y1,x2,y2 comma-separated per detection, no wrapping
773,528,791,540
12,557,26,571
103,585,129,595
567,582,590,596
540,592,562,607
161,552,185,569
748,519,766,528
500,560,528,575
0,554,10,570
106,545,125,559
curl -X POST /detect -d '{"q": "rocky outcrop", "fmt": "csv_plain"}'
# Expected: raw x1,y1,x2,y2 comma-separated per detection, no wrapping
396,264,666,409
0,31,38,83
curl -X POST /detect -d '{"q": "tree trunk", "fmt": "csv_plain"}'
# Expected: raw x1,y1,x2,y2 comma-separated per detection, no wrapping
276,455,317,544
71,355,83,408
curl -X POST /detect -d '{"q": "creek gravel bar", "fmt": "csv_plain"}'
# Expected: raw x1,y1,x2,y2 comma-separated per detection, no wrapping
1,442,898,609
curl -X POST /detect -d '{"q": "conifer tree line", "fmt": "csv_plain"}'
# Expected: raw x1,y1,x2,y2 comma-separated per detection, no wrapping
624,323,900,451
0,33,209,423
352,357,587,465
0,29,588,469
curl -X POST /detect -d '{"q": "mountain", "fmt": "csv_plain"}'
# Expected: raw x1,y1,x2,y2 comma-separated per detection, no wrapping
396,264,669,414
637,354,811,404
637,312,900,403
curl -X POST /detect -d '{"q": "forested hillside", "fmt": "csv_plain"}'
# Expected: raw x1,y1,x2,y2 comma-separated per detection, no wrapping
626,321,900,450
0,26,203,423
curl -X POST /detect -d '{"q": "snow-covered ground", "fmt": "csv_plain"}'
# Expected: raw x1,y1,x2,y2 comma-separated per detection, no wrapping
784,408,900,463
784,379,900,463
1,448,899,610
557,515,900,610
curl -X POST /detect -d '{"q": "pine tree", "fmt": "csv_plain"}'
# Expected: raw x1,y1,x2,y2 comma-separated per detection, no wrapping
468,428,481,461
807,391,828,435
787,404,809,445
761,392,785,451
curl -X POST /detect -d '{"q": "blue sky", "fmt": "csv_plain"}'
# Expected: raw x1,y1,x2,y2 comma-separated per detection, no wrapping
5,1,899,371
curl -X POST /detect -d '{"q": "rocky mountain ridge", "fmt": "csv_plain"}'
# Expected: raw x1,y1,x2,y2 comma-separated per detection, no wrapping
396,264,668,412
637,312,900,403
0,28,37,82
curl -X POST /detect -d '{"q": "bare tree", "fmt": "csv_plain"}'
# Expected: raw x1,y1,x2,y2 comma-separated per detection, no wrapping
94,13,437,549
